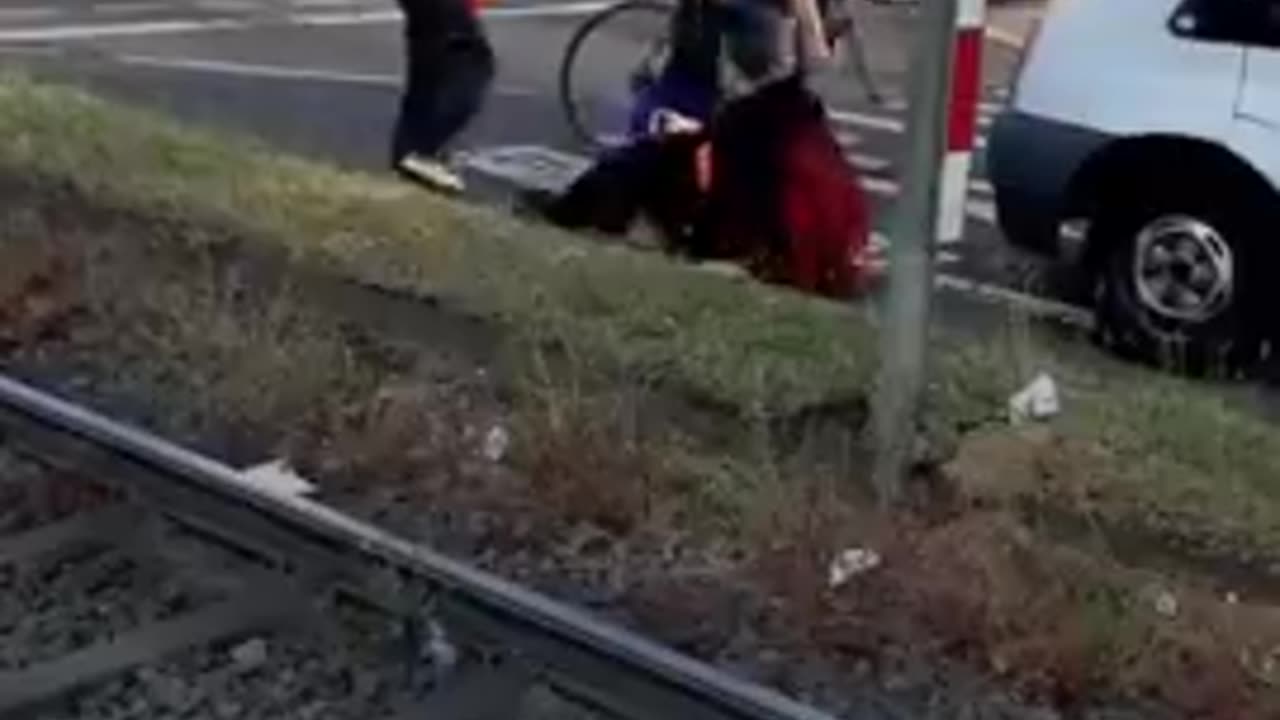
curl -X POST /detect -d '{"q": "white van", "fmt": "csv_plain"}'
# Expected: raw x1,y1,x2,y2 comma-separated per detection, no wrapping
988,0,1280,371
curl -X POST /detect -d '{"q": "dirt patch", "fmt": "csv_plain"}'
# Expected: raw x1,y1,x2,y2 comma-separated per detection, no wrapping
948,425,1280,606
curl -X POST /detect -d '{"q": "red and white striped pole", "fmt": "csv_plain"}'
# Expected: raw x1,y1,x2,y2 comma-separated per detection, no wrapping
936,0,987,243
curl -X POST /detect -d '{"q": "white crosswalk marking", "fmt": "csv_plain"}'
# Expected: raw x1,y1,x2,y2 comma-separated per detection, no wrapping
822,95,1003,205
834,131,861,149
857,175,997,231
847,152,890,174
828,109,905,134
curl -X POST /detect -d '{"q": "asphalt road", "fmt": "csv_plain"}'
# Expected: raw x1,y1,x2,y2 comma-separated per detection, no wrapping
0,0,1092,314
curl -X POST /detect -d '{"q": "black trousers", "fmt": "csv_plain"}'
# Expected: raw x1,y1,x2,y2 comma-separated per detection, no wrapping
664,0,787,91
541,134,712,256
392,0,495,161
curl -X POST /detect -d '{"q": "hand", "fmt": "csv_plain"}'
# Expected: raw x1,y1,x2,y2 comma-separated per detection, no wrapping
649,109,704,136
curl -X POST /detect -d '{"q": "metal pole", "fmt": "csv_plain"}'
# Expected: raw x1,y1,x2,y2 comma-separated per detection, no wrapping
869,0,960,506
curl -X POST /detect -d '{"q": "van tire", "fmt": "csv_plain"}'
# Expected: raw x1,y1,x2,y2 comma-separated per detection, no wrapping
1090,180,1266,376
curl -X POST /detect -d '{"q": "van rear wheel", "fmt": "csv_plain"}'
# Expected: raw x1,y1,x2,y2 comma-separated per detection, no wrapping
1091,182,1266,376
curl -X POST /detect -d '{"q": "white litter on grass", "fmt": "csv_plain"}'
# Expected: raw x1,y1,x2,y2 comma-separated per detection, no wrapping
229,637,269,671
828,547,882,588
426,620,459,672
482,425,511,463
1008,372,1060,425
240,459,316,497
1154,589,1179,619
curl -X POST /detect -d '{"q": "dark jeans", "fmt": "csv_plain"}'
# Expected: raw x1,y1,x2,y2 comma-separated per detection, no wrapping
664,0,787,92
392,0,495,161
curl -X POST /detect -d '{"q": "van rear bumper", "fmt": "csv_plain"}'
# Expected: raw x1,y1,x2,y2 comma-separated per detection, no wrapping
987,110,1111,255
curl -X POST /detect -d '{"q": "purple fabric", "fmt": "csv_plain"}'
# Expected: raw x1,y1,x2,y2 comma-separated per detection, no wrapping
627,69,717,139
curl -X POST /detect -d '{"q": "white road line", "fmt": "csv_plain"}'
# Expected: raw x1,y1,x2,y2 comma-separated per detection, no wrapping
486,2,614,18
113,51,537,96
878,97,1002,115
0,17,249,42
847,152,890,174
834,130,861,149
860,175,997,231
192,0,263,11
117,53,400,85
286,9,397,24
935,274,1094,329
831,107,990,149
828,109,904,134
0,1,610,42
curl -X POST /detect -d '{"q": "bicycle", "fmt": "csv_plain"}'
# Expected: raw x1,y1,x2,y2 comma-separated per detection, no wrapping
558,0,887,150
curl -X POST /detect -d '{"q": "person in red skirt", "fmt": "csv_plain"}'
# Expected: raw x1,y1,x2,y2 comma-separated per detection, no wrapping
531,74,872,299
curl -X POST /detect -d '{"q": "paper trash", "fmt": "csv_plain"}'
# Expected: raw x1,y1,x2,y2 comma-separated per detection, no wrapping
241,459,316,498
1008,372,1061,425
828,547,883,588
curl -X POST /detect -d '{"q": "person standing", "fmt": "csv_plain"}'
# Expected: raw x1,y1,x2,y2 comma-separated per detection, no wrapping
392,0,495,194
628,0,832,138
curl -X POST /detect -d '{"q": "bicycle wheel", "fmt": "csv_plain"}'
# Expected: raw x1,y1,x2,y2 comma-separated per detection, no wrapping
558,0,675,149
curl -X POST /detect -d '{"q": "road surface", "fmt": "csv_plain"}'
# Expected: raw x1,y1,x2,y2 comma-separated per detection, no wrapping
0,0,1093,320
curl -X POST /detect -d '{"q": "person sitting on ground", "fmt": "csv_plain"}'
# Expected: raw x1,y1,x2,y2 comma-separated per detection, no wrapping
528,72,871,299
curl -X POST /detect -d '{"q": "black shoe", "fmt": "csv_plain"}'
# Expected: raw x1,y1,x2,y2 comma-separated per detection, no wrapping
514,187,562,222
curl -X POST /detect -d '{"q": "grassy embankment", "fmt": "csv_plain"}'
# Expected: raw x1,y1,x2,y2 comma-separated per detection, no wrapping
2,75,1280,714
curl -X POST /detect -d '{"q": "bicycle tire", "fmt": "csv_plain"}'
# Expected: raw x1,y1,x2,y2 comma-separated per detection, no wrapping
558,0,675,149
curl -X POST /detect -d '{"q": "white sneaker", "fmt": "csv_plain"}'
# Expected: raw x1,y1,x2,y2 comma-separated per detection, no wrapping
397,153,466,194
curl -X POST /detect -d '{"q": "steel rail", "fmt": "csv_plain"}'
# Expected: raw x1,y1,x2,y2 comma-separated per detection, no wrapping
0,373,842,720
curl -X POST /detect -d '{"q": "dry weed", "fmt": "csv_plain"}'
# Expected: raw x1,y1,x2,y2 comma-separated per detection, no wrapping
512,372,667,536
0,237,81,350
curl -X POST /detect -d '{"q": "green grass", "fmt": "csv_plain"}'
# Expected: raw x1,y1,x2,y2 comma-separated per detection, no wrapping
0,75,874,415
2,74,1279,563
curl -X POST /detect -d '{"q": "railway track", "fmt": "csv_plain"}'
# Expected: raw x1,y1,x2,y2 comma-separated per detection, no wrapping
0,374,840,720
